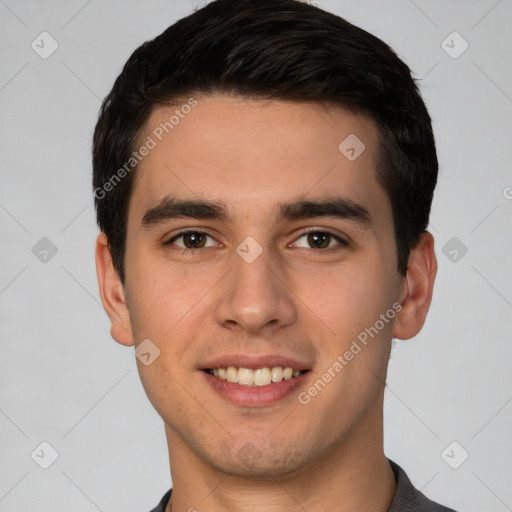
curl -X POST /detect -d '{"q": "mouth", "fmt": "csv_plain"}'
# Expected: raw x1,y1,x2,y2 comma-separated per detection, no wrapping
201,364,311,407
200,354,312,406
203,366,306,387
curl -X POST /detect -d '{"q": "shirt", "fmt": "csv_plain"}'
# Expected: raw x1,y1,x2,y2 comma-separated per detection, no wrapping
149,459,457,511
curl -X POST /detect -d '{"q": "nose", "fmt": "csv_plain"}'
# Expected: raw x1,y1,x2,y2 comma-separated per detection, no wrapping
214,245,297,335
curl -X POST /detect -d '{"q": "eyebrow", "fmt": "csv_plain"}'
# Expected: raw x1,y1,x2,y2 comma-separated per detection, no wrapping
141,196,372,229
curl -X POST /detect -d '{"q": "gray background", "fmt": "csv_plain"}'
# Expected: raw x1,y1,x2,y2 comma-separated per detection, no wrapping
1,0,511,510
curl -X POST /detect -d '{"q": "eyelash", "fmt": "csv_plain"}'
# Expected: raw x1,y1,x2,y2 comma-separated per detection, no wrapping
163,228,348,254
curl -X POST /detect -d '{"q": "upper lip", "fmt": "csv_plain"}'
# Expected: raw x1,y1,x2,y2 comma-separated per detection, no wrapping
201,354,311,371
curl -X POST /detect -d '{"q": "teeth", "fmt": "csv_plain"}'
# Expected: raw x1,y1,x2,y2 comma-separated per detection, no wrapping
208,366,304,386
226,366,238,383
271,366,284,382
254,368,271,386
238,368,254,386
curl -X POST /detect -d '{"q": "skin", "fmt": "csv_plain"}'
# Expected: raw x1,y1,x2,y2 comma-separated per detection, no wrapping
96,94,437,511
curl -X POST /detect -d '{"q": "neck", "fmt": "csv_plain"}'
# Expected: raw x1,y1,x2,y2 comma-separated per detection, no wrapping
164,402,395,512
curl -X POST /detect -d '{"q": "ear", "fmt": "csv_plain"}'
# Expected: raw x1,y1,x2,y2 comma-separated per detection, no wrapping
393,231,437,340
95,232,134,346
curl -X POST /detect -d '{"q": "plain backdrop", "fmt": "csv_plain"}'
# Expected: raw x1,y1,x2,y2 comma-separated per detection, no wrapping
1,0,511,510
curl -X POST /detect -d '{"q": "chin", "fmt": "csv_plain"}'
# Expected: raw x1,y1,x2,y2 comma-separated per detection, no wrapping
207,438,311,480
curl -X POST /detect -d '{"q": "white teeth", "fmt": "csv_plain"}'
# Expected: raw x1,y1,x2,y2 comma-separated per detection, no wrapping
238,368,254,386
209,366,304,386
226,366,238,383
271,366,284,382
253,368,271,386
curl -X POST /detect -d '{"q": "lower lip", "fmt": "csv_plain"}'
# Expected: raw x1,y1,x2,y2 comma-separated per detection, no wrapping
202,370,310,407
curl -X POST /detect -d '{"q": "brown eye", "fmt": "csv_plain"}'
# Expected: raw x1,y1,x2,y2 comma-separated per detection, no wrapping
166,231,217,250
292,230,347,250
307,232,331,249
182,232,207,248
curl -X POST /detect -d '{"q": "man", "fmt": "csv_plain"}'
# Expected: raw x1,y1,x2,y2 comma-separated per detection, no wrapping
92,0,456,510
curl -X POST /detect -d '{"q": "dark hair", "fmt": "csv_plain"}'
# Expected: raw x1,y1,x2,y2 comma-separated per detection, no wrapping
93,0,438,285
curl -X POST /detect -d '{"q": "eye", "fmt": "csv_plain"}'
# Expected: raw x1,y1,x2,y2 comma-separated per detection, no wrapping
165,231,218,250
292,230,347,250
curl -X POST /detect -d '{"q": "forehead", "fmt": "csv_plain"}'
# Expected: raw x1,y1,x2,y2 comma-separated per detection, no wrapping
129,94,390,227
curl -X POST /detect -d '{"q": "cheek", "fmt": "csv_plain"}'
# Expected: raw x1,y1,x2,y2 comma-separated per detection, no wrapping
125,248,221,339
137,363,173,412
298,258,391,334
299,257,397,391
136,360,204,438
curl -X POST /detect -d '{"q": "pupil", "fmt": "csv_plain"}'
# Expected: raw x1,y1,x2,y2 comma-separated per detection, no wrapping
184,233,205,248
308,232,329,249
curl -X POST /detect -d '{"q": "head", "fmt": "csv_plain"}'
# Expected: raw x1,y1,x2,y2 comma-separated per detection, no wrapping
94,0,437,481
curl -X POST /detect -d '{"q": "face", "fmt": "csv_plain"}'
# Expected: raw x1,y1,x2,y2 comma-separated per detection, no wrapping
106,94,413,478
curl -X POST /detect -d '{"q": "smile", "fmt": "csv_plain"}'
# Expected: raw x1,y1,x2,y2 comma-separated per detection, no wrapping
205,366,305,387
